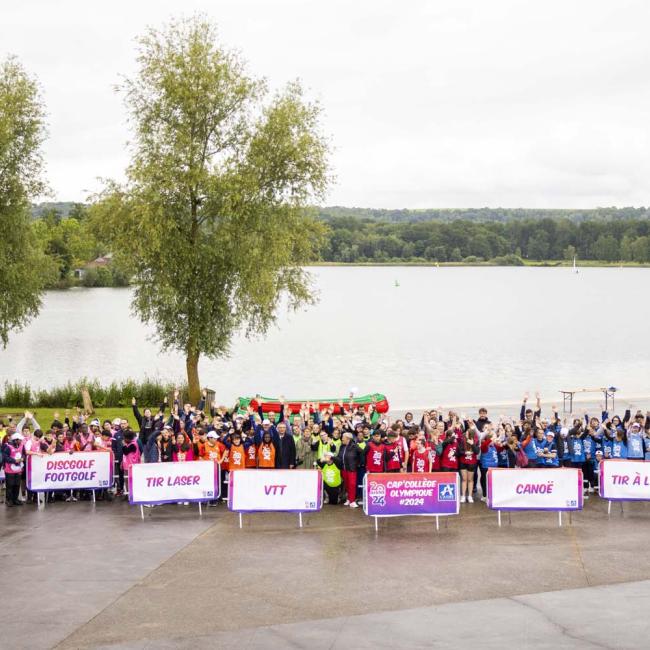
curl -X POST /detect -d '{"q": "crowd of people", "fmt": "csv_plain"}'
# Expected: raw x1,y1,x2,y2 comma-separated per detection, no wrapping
2,390,650,508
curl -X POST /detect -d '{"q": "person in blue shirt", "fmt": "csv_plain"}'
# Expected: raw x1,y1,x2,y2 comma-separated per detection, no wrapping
626,422,645,460
521,422,542,467
568,421,586,466
540,431,559,467
611,429,628,459
582,419,600,493
643,429,650,461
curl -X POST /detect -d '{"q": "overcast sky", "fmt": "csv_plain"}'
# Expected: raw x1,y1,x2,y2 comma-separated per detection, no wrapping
2,0,649,208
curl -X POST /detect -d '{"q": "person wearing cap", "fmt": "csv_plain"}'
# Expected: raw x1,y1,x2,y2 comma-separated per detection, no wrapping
317,451,343,505
202,431,223,506
2,432,25,506
539,430,559,467
626,418,645,460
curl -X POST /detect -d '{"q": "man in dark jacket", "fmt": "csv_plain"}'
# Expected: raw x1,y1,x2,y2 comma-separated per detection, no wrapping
132,397,165,448
337,432,361,507
273,421,296,469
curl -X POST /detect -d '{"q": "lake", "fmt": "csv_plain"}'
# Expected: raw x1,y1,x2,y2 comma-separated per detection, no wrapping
1,266,649,410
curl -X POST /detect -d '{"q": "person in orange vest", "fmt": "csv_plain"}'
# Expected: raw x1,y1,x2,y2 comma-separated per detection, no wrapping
244,431,257,468
257,431,276,468
203,431,224,462
224,431,247,471
203,431,223,506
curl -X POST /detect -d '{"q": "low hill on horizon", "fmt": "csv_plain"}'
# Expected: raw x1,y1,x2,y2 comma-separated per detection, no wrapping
31,202,650,224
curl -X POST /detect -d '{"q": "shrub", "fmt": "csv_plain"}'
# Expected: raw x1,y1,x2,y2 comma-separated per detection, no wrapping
490,254,524,266
0,378,188,408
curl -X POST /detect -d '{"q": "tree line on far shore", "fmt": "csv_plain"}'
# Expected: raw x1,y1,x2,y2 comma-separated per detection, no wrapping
319,213,650,264
27,204,650,289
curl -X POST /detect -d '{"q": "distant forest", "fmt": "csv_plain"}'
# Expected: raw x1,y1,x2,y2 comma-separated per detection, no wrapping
318,207,650,264
31,203,650,274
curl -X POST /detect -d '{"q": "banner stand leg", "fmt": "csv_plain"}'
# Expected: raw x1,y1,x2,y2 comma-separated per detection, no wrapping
92,490,96,504
508,512,511,525
569,511,572,525
558,511,562,527
607,500,611,516
140,505,144,521
298,512,303,528
436,515,439,532
498,510,501,527
238,512,243,529
620,501,624,515
374,516,378,532
198,502,202,517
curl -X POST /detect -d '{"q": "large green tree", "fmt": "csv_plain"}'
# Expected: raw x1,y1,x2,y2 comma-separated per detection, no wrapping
0,57,48,346
92,17,329,402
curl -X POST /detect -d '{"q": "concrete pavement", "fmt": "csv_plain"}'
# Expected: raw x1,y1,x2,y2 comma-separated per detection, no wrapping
3,495,650,649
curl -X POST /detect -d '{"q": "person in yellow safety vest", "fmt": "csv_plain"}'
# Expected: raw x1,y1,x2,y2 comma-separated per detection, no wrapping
317,451,342,505
312,430,337,462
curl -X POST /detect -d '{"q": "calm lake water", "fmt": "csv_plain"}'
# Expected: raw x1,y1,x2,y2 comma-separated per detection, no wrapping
1,266,649,410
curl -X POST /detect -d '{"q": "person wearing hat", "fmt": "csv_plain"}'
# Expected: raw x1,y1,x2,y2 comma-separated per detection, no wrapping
2,432,25,506
626,419,645,460
317,451,343,505
539,430,559,467
202,431,224,506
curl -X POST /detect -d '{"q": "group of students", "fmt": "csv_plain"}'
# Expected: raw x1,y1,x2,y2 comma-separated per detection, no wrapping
2,390,650,507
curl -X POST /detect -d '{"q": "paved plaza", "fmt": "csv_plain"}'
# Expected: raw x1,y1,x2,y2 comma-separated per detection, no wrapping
3,496,649,649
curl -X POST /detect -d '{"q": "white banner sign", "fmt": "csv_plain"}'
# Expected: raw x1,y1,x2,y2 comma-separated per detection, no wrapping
27,452,114,491
129,461,220,505
600,459,650,501
228,469,322,512
487,468,583,511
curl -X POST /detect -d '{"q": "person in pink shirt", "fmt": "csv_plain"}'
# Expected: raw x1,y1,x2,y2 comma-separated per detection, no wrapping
121,429,141,497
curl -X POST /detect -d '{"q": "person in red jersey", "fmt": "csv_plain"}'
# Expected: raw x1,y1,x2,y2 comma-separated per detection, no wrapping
410,436,432,473
458,425,479,503
364,430,385,473
384,428,404,473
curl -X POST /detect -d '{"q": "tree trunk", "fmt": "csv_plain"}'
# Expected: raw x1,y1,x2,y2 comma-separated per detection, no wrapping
186,346,201,405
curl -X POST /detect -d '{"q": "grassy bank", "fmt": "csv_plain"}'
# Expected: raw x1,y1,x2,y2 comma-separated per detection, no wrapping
2,407,136,428
0,379,185,409
308,260,650,268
